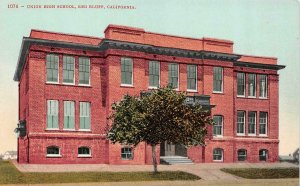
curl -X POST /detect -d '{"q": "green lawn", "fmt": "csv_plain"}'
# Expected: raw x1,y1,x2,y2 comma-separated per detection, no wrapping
221,167,299,179
0,161,200,184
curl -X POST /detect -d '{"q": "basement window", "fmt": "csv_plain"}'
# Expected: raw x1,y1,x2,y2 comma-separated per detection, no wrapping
121,147,133,160
78,147,91,157
46,146,61,157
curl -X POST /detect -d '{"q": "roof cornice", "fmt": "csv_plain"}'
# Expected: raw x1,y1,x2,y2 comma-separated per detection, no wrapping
13,38,284,81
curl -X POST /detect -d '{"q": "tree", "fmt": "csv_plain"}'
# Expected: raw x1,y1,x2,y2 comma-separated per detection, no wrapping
107,86,213,173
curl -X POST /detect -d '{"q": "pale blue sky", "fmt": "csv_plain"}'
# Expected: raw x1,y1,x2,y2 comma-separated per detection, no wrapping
0,0,299,155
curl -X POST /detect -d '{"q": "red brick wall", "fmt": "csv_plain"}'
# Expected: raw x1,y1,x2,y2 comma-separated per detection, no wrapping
17,31,280,164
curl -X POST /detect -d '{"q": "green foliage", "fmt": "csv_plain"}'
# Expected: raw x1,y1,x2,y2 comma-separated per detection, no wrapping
107,86,213,147
0,161,200,184
221,168,299,179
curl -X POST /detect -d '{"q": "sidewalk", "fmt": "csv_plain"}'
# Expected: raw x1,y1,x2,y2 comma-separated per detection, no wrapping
13,161,298,181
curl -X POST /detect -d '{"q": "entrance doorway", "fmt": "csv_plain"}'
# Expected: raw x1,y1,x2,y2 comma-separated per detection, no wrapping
160,142,187,157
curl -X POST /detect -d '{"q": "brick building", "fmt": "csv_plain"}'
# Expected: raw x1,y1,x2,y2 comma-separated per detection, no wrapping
14,25,285,164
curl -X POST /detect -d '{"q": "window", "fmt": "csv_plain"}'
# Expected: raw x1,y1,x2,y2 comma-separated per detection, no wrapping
248,74,256,97
168,63,179,89
148,61,160,88
237,73,245,96
80,102,90,130
259,75,267,98
237,111,245,135
46,146,60,157
47,100,58,129
63,56,75,84
213,116,223,137
64,101,75,129
237,149,247,161
121,147,133,160
187,65,197,91
78,147,91,157
46,54,59,83
259,112,268,135
79,57,90,85
121,57,133,85
248,111,256,135
213,67,223,92
213,148,223,161
259,149,268,161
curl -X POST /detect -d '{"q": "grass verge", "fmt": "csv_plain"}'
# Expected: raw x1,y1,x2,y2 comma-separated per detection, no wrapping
221,167,299,179
0,161,200,184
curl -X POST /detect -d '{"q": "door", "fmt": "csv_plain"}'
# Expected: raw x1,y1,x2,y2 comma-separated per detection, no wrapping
164,141,175,156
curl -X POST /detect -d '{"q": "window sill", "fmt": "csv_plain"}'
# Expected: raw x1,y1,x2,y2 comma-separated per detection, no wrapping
248,134,256,137
121,159,133,160
78,129,91,132
237,95,245,98
259,97,268,99
78,84,91,87
46,81,59,85
247,96,256,99
62,82,75,86
213,160,223,162
46,155,62,158
148,86,158,89
78,155,92,158
213,135,223,138
236,133,245,136
213,91,224,94
46,128,60,131
187,89,198,93
258,134,268,137
120,84,134,88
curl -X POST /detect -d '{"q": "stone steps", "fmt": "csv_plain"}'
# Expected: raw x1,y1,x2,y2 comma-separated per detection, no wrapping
160,156,194,165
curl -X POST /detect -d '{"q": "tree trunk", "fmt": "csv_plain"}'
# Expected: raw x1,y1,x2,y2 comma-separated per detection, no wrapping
151,144,158,173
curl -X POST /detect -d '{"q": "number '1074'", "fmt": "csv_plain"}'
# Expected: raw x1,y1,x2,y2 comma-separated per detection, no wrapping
8,4,18,8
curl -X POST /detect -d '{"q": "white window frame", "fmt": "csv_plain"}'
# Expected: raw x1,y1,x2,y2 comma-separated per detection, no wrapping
259,112,268,137
248,111,256,136
46,146,61,157
237,111,245,136
213,115,223,137
187,64,197,92
46,100,59,130
120,57,133,87
213,148,223,162
213,67,223,93
79,102,91,131
78,57,91,86
148,61,160,89
237,72,245,97
78,146,92,157
62,55,75,85
248,74,256,98
168,63,179,90
63,101,75,130
121,147,133,160
259,74,268,99
46,54,59,84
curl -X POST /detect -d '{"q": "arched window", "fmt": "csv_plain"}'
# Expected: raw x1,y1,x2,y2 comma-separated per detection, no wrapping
213,148,223,161
78,147,91,157
46,146,60,157
259,149,268,161
121,147,133,160
237,149,247,161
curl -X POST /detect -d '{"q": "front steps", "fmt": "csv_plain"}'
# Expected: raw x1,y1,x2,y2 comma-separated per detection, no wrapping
160,156,194,165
